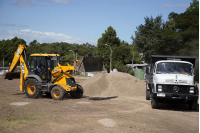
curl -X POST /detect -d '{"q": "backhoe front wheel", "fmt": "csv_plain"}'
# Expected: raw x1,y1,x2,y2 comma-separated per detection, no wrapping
51,86,65,100
70,84,83,98
25,79,42,98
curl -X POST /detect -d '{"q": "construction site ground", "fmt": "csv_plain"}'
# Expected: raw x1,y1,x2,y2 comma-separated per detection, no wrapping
0,72,199,133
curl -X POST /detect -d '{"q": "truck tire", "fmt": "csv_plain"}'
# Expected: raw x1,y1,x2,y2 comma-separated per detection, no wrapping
189,100,197,111
146,83,150,100
70,84,83,98
51,86,65,100
151,97,158,109
25,78,42,98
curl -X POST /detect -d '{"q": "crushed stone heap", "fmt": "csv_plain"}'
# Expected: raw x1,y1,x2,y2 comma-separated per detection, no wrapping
80,72,146,97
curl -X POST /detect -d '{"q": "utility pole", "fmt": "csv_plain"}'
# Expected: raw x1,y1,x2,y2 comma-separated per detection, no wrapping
132,53,134,70
105,44,112,73
69,50,75,75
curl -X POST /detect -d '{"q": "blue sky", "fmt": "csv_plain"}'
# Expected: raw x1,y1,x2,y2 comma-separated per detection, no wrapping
0,0,193,46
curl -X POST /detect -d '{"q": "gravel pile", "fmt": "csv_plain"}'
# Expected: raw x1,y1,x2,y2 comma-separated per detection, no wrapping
80,72,146,97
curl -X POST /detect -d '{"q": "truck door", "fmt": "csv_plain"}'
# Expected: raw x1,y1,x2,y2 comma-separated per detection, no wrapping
153,64,157,92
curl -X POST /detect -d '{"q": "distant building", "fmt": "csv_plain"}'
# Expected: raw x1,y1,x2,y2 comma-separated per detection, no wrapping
126,64,148,70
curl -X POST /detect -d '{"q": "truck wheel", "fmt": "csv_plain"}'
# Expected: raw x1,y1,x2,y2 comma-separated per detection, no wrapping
51,86,65,100
25,79,42,98
189,100,197,111
146,83,150,100
151,97,158,109
70,84,83,98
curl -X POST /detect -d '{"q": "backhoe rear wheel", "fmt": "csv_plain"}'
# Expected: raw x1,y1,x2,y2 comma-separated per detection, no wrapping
51,86,65,100
70,84,83,98
25,79,42,98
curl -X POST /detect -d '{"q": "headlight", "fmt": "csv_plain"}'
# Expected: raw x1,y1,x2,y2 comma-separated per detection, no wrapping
189,87,194,93
53,68,59,73
158,85,162,92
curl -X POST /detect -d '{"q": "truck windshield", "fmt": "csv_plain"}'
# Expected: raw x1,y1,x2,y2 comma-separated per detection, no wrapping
156,62,193,75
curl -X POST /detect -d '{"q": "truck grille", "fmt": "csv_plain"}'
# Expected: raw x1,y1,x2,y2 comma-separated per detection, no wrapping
66,78,76,87
157,85,190,94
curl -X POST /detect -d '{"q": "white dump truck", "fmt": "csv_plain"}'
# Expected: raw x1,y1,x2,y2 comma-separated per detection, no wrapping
146,55,198,111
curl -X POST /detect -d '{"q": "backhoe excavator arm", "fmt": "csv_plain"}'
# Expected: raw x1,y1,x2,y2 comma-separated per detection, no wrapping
9,44,27,72
5,44,29,92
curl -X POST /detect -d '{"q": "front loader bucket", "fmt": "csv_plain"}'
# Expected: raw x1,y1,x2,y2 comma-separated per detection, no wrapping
75,56,105,72
3,72,20,80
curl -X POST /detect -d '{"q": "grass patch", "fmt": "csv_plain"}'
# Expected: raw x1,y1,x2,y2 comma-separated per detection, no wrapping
0,115,36,129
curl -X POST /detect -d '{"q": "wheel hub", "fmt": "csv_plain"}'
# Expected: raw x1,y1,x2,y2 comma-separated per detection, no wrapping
55,91,60,96
30,87,34,91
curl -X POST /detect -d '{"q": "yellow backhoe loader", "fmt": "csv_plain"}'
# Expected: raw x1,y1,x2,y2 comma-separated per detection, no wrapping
4,44,83,100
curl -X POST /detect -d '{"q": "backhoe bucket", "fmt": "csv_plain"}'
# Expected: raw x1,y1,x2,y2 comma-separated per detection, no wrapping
3,72,20,80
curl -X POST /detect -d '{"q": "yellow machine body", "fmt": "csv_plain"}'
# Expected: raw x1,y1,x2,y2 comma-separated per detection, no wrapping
4,44,83,100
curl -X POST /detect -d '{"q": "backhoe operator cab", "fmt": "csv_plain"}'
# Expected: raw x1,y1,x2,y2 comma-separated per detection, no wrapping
29,54,59,82
146,55,198,111
5,44,83,100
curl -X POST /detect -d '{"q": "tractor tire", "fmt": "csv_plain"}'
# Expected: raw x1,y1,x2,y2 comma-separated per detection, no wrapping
70,84,83,98
151,97,158,109
189,100,197,111
51,86,65,100
24,78,42,98
146,83,150,100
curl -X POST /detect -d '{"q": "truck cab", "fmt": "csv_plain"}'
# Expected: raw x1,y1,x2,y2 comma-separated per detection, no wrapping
146,55,198,110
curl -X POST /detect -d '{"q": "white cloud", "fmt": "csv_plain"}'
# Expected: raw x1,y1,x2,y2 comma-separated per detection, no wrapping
38,0,69,4
0,29,96,45
11,0,36,7
158,4,190,8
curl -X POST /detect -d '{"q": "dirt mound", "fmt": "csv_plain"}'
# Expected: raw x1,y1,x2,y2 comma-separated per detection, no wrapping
81,72,146,97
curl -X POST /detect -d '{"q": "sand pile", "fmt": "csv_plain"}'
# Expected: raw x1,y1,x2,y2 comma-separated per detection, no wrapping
80,72,146,97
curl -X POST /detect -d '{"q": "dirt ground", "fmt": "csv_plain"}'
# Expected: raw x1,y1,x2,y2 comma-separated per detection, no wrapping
0,73,199,133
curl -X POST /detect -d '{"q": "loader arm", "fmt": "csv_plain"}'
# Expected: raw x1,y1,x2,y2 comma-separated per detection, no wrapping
5,44,29,92
9,45,27,72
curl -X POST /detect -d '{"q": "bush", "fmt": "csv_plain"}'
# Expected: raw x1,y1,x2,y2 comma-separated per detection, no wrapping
113,62,134,75
129,70,134,76
76,71,81,75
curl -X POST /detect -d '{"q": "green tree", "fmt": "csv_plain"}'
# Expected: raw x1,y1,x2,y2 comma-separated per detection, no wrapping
162,0,199,80
97,26,121,71
0,37,27,66
97,26,137,73
131,15,164,63
165,0,199,56
129,43,142,64
112,45,132,65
